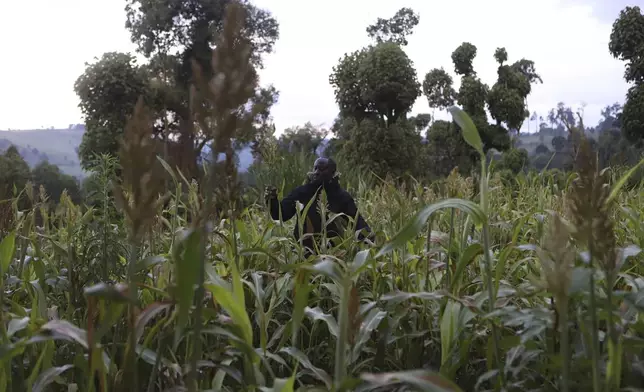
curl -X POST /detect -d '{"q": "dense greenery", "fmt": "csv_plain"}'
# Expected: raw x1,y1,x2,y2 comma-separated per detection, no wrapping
1,2,644,392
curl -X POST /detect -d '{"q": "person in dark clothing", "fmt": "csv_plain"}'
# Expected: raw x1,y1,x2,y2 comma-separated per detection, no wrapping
264,157,373,257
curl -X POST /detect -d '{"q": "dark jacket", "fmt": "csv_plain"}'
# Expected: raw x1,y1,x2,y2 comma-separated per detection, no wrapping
268,177,371,246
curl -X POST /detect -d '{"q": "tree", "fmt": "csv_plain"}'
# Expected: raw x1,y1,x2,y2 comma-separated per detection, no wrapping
366,7,419,46
358,42,421,125
0,146,31,201
74,52,148,170
77,0,280,177
409,113,432,133
279,122,328,155
499,148,528,174
552,135,566,152
487,49,543,135
330,43,421,126
609,6,644,143
340,117,421,179
329,8,423,178
32,162,82,204
422,120,477,178
451,42,477,77
620,85,644,143
535,144,550,155
422,68,456,111
609,6,644,84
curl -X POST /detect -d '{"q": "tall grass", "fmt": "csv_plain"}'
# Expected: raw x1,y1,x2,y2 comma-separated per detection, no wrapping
1,104,643,391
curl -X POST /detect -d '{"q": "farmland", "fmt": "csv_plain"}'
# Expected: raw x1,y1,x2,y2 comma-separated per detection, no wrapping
2,1,644,392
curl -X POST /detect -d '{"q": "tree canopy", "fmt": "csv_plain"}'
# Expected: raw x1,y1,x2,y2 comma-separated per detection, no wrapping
75,0,281,177
610,6,644,143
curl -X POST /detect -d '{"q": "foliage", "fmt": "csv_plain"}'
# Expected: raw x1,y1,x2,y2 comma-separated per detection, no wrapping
535,143,550,155
620,84,644,143
422,68,456,111
609,6,644,143
365,7,420,46
278,122,329,155
31,162,82,204
552,135,566,152
76,0,280,178
330,42,421,126
4,4,644,392
0,146,30,200
498,147,529,174
340,117,422,179
421,120,476,178
609,6,644,84
74,52,148,171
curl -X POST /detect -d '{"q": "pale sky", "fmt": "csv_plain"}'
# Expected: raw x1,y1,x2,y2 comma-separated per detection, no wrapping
0,0,634,133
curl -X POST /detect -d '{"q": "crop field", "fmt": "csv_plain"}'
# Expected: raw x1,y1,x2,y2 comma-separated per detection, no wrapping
2,1,644,391
1,106,643,392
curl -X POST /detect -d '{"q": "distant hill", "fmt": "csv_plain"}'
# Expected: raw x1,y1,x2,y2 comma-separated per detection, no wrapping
0,125,557,181
0,125,259,179
0,125,86,179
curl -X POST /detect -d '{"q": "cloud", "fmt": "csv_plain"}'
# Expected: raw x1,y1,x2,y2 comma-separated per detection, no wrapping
0,0,631,134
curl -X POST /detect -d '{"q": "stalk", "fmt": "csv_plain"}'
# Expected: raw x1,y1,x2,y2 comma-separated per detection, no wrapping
334,276,350,388
480,160,505,388
587,243,601,392
559,299,570,392
124,241,140,391
446,209,455,291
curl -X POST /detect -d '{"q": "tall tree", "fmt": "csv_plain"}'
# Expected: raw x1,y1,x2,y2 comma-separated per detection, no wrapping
279,122,329,155
422,68,456,112
74,52,148,170
32,162,82,204
487,48,543,136
609,6,644,143
76,0,280,177
0,146,31,201
329,8,422,179
366,7,420,46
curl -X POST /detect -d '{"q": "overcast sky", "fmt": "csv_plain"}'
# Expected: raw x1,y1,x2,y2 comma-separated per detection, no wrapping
0,0,634,133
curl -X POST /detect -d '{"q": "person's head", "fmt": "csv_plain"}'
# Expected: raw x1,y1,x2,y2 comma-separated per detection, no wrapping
308,157,337,185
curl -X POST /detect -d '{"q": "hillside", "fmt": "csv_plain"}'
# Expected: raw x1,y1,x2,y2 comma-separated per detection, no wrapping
0,125,564,180
0,125,86,179
0,126,257,178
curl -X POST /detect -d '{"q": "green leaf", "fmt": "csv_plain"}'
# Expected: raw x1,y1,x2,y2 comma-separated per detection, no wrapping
204,282,253,347
83,282,132,303
135,255,167,273
291,269,311,345
41,320,88,349
376,199,485,258
172,228,202,329
448,106,483,155
7,317,29,338
0,231,16,272
304,306,339,337
606,336,623,390
302,257,343,283
280,346,332,389
32,364,74,392
350,249,372,276
259,366,297,392
360,369,464,391
606,158,644,205
452,243,483,289
135,302,172,341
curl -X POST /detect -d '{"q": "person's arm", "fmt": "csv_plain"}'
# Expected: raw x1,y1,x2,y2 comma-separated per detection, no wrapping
267,184,315,222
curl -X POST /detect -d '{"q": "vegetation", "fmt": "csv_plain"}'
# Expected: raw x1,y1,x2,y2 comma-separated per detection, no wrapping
1,1,644,392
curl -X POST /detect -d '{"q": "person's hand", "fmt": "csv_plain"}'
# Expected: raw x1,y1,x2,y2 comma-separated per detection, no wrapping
264,185,278,205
